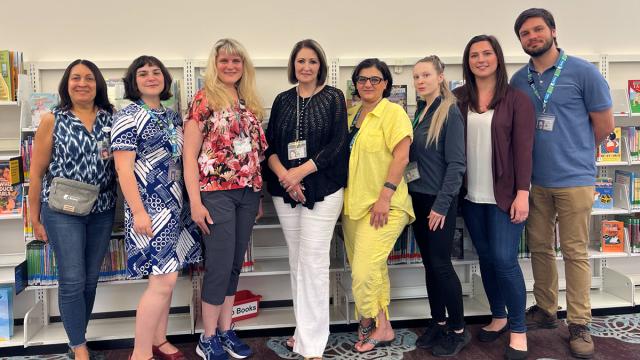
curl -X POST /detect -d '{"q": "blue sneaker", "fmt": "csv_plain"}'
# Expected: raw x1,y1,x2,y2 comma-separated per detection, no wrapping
218,329,253,359
196,333,229,360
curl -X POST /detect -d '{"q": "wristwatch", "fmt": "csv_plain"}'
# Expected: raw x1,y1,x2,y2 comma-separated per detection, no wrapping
383,182,397,191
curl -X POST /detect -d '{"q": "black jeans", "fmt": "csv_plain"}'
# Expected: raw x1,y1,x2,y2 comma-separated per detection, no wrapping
410,192,464,330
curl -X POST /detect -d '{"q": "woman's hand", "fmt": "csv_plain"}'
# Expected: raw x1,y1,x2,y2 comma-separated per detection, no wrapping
370,197,391,229
133,210,154,237
510,190,529,224
287,183,306,204
279,166,306,192
428,210,446,231
33,221,48,242
191,202,213,235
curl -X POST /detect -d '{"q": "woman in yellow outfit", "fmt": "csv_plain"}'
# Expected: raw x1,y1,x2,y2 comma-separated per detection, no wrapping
343,58,415,353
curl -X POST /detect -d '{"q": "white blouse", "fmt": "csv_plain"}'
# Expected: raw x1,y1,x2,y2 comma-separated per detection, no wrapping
466,109,496,204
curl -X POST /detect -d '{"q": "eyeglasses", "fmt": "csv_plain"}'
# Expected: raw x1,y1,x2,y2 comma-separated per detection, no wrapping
356,76,384,85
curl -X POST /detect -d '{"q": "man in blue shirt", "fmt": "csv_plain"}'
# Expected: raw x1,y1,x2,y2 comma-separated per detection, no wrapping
511,8,614,359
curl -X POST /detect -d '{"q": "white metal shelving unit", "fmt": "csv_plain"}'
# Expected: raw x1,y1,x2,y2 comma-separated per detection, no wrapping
5,53,640,349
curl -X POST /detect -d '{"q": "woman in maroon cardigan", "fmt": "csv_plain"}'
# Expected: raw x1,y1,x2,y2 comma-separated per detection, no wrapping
453,35,535,360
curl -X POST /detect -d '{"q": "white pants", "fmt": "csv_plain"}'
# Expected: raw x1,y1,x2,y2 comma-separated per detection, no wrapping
273,188,344,358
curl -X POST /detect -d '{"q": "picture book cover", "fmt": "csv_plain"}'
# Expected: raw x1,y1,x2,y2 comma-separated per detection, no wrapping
346,79,359,108
388,85,407,112
29,93,58,128
601,220,625,252
0,161,22,215
629,80,640,115
597,127,622,162
593,177,614,209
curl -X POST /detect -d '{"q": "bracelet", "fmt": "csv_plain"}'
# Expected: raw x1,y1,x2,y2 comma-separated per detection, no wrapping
383,182,397,191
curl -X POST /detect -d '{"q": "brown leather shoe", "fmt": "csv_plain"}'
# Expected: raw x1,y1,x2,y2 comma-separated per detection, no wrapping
568,323,594,359
152,341,186,360
525,305,558,330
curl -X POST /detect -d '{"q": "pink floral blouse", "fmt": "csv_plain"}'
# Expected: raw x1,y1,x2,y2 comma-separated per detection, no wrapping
186,89,267,192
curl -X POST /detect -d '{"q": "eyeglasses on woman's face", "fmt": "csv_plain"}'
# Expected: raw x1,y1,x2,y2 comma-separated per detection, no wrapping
355,75,384,85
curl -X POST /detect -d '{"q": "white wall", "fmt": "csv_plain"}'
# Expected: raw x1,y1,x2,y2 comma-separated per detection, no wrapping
3,0,638,62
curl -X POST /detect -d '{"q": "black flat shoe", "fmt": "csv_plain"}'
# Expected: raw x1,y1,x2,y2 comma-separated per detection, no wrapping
478,323,509,342
504,345,528,360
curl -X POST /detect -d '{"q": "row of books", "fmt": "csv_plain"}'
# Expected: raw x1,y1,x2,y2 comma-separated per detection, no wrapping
611,216,640,253
596,126,640,162
386,225,465,265
26,238,129,286
0,50,24,102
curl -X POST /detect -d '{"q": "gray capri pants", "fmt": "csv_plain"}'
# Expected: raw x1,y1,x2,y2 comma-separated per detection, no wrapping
201,187,260,305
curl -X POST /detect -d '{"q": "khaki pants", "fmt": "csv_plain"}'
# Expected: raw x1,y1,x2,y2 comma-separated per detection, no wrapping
526,185,594,325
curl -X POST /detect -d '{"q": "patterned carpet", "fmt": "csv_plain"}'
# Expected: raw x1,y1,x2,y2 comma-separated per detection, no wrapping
2,314,640,359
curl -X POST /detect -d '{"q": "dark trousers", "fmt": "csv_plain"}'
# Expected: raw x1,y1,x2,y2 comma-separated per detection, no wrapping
410,192,464,330
201,188,260,305
462,200,527,333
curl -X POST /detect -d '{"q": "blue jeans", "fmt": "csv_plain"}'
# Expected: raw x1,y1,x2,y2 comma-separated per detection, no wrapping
462,200,527,333
41,204,115,347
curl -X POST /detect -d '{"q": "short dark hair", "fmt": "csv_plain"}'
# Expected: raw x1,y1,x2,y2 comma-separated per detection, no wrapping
57,59,113,114
514,8,558,45
287,39,328,85
123,55,173,101
460,35,509,112
351,58,393,98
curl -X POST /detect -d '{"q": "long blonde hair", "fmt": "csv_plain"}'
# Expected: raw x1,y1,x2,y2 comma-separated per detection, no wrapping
416,55,456,147
204,38,264,119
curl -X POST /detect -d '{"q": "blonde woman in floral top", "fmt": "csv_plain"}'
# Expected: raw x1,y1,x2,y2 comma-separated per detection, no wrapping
184,38,267,360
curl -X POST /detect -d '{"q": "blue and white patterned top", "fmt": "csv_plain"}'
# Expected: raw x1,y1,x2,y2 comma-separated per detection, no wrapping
111,102,202,278
42,108,117,213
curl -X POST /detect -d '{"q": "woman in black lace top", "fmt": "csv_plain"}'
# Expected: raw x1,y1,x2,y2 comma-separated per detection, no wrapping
264,39,348,360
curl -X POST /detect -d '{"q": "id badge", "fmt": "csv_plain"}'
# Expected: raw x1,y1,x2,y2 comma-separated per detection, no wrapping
233,137,252,155
98,140,111,160
536,113,556,132
404,162,421,183
168,162,182,182
287,140,307,160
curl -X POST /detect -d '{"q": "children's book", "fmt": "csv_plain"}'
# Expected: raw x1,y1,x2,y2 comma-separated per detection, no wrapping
388,85,407,112
0,162,22,215
615,169,635,207
593,177,614,209
346,80,359,108
601,220,625,252
29,93,58,128
597,127,622,162
629,80,640,116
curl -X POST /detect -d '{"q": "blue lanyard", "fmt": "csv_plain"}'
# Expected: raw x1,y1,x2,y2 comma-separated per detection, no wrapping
138,101,179,159
527,52,568,114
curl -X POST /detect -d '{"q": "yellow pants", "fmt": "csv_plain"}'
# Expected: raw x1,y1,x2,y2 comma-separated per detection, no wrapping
342,210,409,322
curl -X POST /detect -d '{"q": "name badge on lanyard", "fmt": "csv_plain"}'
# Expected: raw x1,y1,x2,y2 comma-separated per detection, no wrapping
528,52,567,133
97,126,112,160
288,140,307,160
168,160,181,182
536,113,556,132
233,136,252,155
404,161,420,183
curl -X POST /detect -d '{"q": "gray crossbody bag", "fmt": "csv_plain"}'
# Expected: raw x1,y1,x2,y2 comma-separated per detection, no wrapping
48,177,99,216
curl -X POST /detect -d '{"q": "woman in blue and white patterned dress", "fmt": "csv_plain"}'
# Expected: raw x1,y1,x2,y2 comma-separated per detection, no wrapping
112,56,202,360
